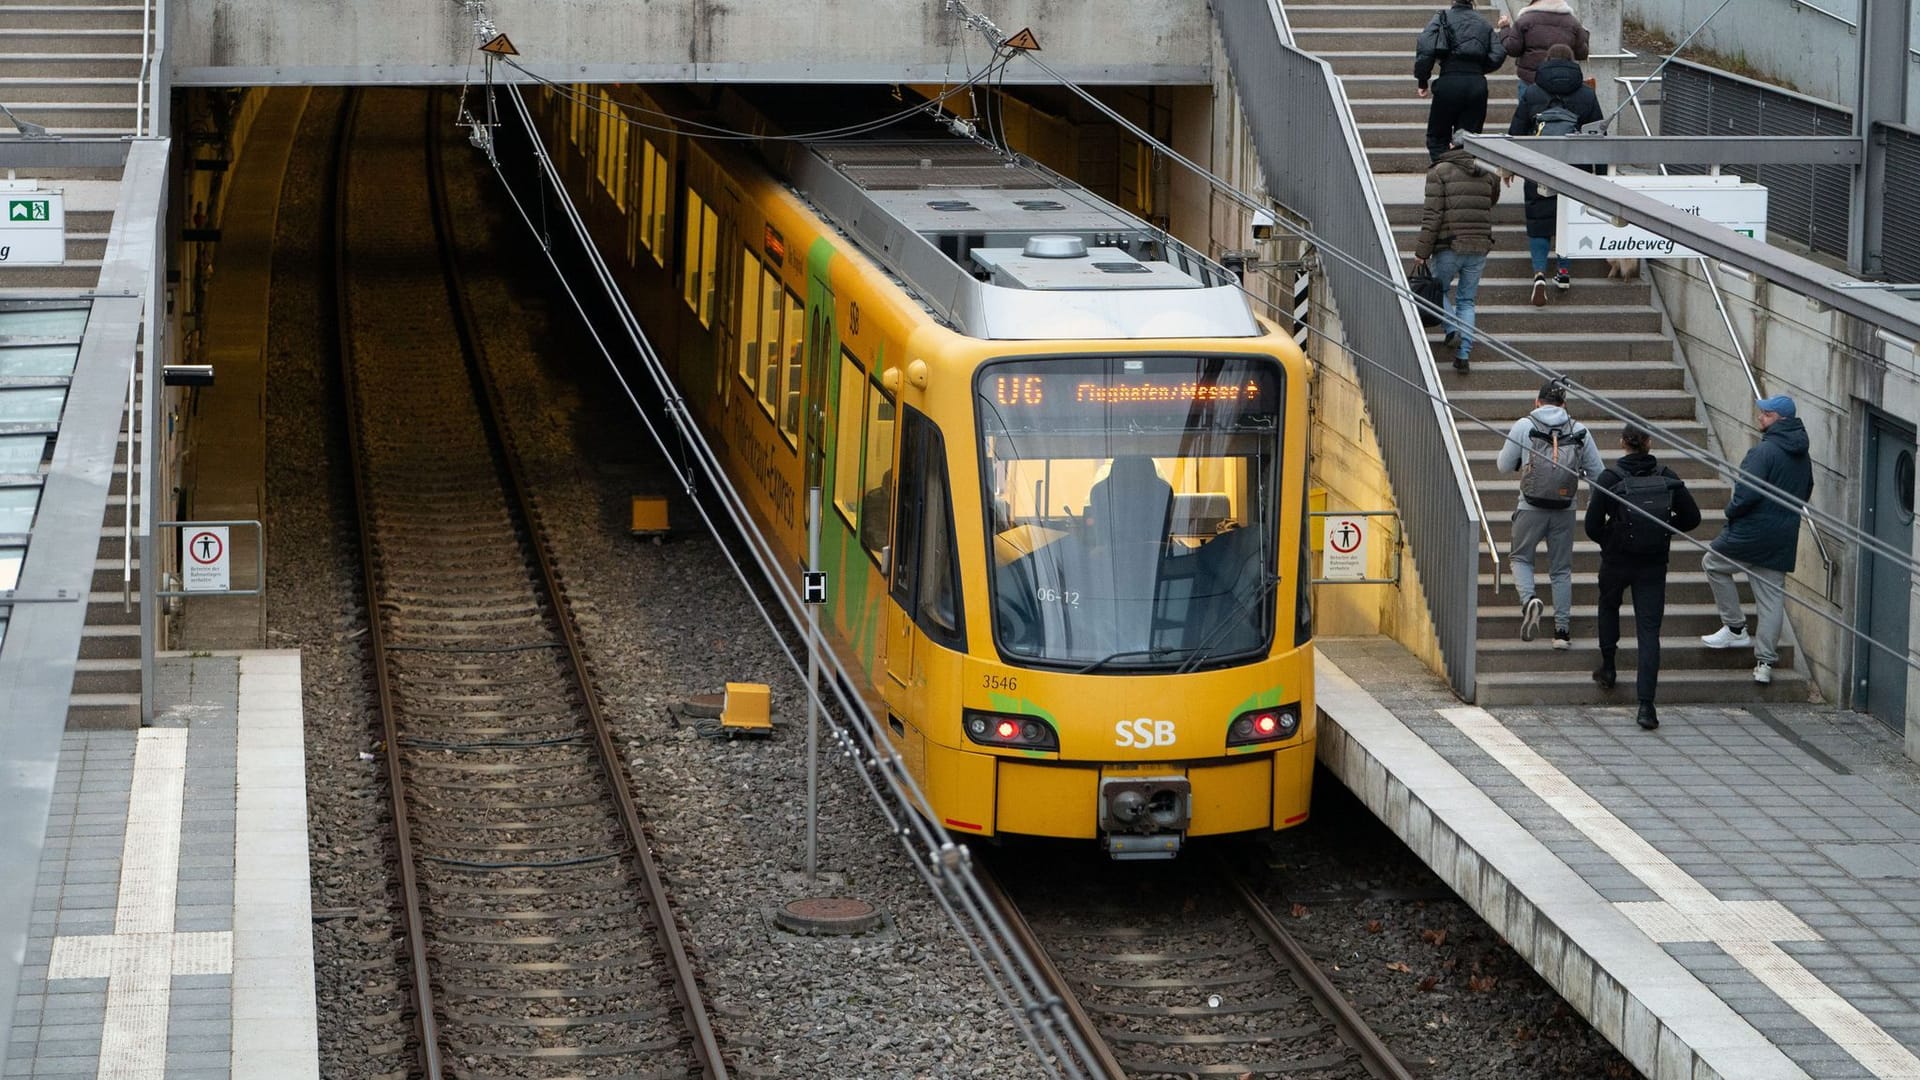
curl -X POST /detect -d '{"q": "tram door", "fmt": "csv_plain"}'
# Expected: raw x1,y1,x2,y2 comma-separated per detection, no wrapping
1856,412,1915,730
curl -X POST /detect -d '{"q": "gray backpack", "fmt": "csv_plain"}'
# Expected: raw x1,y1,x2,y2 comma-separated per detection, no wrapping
1519,420,1586,509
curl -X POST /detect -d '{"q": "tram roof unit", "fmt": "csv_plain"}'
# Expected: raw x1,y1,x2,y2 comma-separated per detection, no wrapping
784,140,1260,341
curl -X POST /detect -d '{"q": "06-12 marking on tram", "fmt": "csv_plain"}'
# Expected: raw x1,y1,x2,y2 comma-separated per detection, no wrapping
1116,718,1176,748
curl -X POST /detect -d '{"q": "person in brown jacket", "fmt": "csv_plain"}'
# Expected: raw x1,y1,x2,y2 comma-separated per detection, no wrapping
1497,0,1590,95
1413,139,1501,371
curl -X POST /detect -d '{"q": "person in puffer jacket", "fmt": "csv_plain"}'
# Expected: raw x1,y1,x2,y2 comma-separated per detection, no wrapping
1506,47,1604,302
1498,0,1590,93
1415,0,1508,160
1699,395,1816,686
1413,140,1501,370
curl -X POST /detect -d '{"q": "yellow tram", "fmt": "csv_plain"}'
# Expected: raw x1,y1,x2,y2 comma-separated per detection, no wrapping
532,86,1315,858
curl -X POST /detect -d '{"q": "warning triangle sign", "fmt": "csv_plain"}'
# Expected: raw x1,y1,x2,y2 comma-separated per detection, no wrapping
1002,27,1041,51
479,33,519,56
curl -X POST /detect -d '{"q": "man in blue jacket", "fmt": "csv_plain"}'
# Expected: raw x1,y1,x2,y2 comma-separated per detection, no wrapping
1700,395,1815,684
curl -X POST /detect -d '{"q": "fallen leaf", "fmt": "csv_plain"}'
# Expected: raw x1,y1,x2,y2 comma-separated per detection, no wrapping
1385,961,1412,973
1416,975,1438,992
1468,974,1498,993
1422,928,1448,946
1366,919,1384,934
1290,903,1310,919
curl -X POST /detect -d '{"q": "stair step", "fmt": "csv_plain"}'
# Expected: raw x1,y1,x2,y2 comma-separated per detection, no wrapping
5,102,139,130
1477,636,1798,672
1286,4,1507,28
1448,384,1698,418
66,692,141,730
0,6,147,29
0,75,139,102
1295,26,1502,53
1465,446,1723,477
0,54,143,78
77,622,138,658
0,263,101,287
1475,667,1812,705
1465,279,1655,306
1440,331,1678,364
1477,571,1740,608
1351,98,1524,126
1440,358,1680,391
1458,417,1710,450
72,657,140,694
0,29,147,54
1477,602,1745,637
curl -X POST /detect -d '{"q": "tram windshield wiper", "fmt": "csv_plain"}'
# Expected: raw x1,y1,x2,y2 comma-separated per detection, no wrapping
1177,571,1282,675
1074,647,1182,675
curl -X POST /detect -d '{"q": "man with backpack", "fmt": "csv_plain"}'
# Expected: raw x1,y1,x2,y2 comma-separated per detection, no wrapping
1584,424,1701,730
1415,0,1508,161
1497,380,1604,649
1506,44,1603,303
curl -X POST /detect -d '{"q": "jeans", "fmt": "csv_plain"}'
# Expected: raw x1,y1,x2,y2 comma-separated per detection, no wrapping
1430,248,1487,358
1527,235,1569,276
1510,504,1575,630
1597,560,1668,702
1702,548,1789,663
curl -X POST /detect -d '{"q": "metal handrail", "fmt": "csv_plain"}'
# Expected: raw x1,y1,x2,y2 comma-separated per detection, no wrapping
1617,75,1838,603
134,0,150,134
121,348,137,609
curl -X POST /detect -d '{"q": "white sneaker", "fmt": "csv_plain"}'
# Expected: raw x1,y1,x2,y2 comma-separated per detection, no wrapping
1520,596,1543,642
1701,625,1752,649
1753,662,1773,685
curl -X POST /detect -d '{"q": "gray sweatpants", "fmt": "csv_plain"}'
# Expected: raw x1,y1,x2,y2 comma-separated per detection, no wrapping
1701,549,1789,664
1510,505,1575,631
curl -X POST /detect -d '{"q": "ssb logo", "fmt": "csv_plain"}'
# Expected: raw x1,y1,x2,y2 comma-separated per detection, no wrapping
1115,717,1176,748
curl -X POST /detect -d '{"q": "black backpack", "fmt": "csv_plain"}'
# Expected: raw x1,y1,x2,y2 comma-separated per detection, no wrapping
1534,94,1581,137
1615,471,1677,555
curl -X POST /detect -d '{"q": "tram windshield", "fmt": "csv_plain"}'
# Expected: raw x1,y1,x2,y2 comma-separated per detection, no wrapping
976,355,1283,671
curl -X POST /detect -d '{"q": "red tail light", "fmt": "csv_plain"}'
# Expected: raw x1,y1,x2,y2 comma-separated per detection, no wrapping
1227,704,1300,747
964,710,1059,751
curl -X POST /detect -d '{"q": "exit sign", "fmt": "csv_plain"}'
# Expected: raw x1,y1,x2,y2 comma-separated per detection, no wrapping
0,188,65,265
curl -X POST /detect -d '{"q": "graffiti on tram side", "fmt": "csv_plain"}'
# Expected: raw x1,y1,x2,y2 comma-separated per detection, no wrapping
727,405,798,530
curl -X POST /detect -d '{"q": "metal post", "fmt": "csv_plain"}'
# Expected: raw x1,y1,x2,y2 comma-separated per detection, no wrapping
1850,0,1909,275
804,486,822,885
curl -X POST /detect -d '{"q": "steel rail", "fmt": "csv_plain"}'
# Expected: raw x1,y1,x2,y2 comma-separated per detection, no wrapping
330,89,445,1079
973,858,1128,1080
1222,862,1417,1080
422,91,729,1080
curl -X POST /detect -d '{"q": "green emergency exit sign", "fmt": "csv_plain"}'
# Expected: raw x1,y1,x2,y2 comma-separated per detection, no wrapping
8,199,50,222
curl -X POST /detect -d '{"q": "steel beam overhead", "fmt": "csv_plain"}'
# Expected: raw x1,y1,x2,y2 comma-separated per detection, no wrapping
1506,135,1861,166
0,137,133,169
1458,132,1920,344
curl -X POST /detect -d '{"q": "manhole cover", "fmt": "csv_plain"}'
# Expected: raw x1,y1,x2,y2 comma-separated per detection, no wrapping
774,896,884,935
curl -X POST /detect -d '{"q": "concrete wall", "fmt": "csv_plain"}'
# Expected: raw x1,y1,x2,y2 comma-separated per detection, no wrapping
1651,257,1920,743
1623,0,1920,117
168,0,1213,86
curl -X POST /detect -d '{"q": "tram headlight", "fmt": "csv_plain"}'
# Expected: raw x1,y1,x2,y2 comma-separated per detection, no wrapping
1226,704,1300,747
963,709,1060,751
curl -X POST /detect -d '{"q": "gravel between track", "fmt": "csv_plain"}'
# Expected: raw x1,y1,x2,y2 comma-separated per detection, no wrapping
267,87,1644,1079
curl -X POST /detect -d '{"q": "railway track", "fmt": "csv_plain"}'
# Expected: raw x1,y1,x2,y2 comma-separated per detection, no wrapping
984,847,1416,1080
334,87,727,1079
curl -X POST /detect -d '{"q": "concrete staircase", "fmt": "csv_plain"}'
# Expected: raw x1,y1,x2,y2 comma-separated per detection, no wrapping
0,0,149,137
1291,0,1810,705
71,420,143,729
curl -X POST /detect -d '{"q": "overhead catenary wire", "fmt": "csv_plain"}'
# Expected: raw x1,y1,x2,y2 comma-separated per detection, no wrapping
998,44,1920,582
477,81,1097,1080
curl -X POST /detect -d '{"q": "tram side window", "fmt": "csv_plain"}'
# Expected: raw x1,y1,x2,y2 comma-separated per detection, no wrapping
569,84,587,147
681,191,718,328
736,251,762,392
832,352,865,525
889,410,962,649
863,383,895,557
778,289,805,441
646,143,669,263
756,268,783,418
596,90,615,191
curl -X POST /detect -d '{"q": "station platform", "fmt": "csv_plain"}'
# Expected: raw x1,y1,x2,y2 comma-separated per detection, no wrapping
1316,637,1920,1080
2,652,318,1080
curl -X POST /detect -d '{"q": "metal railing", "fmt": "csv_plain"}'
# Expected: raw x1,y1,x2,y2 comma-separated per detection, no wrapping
1617,75,1839,605
1215,0,1489,701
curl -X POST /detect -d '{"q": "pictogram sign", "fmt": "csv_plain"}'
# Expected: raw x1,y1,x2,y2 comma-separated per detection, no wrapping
479,33,519,56
1321,516,1368,581
802,571,828,605
183,527,230,592
1002,27,1041,51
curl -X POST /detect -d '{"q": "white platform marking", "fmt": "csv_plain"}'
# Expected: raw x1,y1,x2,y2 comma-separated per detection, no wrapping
1441,706,1920,1079
46,727,233,1080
